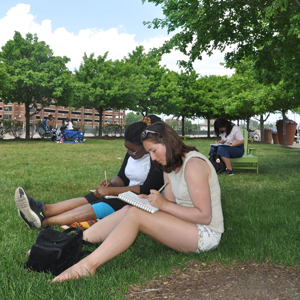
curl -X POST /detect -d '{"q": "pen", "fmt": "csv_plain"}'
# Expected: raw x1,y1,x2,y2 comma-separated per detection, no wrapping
158,182,168,193
105,171,107,186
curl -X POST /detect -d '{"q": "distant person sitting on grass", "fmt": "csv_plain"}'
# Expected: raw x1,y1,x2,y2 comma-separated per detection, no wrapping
209,118,244,176
62,117,81,131
51,121,224,282
14,115,163,229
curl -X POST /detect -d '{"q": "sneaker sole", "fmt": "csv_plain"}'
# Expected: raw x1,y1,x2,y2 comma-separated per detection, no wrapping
15,187,41,228
18,209,34,229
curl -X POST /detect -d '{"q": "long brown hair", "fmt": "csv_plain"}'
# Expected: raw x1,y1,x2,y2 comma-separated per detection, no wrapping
141,122,198,173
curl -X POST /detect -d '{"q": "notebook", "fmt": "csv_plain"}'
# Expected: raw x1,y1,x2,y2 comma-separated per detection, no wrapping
106,191,159,213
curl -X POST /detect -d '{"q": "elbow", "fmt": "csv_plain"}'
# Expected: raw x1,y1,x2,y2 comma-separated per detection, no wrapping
203,215,212,225
197,212,212,225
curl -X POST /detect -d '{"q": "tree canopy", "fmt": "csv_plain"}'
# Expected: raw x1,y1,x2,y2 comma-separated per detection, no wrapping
125,46,179,116
125,112,143,125
0,31,72,138
74,52,142,136
143,0,300,89
166,70,203,135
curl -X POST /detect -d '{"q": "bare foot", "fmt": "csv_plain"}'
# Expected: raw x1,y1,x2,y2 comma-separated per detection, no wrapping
51,261,95,283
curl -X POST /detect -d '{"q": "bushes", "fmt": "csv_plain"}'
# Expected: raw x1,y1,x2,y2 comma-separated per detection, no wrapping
103,123,122,136
0,120,5,139
0,119,24,139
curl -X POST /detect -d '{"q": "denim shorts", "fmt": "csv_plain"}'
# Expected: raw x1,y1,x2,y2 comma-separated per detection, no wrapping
196,224,222,253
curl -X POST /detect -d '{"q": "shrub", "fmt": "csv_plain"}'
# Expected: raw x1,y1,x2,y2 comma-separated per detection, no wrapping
3,119,24,138
0,119,6,139
103,123,122,136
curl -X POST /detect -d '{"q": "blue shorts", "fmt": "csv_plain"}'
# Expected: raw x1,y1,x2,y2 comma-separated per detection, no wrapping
91,202,115,219
209,145,244,159
84,193,129,219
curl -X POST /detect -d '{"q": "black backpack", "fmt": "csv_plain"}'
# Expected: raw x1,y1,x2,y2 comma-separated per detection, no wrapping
24,227,88,276
209,146,226,174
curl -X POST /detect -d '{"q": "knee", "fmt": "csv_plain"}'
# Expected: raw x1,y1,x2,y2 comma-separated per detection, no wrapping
120,205,132,214
124,206,144,222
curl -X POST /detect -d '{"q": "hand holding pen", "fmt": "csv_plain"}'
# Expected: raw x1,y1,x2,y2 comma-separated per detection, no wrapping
99,171,111,187
139,182,169,209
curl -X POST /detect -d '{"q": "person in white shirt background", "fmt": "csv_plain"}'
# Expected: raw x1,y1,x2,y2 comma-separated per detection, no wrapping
209,118,245,175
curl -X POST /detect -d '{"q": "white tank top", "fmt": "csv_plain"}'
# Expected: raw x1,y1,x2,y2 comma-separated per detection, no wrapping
168,151,224,233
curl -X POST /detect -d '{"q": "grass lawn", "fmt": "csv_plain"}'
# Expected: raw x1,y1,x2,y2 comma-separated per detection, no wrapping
0,138,299,299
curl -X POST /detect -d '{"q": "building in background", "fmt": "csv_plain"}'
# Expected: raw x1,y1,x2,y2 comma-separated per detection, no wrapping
0,99,125,128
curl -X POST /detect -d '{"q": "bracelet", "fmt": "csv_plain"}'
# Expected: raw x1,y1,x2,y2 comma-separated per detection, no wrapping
230,143,232,146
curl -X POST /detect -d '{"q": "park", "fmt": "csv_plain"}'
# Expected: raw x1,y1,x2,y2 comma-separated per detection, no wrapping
0,136,299,299
1,0,300,298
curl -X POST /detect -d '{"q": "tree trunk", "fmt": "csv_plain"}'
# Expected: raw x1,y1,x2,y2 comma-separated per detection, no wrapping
25,101,30,139
282,111,287,146
207,118,211,138
98,107,104,137
260,115,264,141
181,116,185,136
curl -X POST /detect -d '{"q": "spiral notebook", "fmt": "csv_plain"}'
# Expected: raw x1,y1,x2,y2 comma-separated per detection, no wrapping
115,191,159,213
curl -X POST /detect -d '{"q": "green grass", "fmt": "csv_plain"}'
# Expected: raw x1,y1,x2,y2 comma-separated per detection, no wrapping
0,138,299,299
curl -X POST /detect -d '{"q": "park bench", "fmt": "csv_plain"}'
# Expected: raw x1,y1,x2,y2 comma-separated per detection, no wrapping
231,129,259,173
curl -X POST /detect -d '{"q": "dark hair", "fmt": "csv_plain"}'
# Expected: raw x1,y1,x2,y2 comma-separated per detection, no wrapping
214,118,234,138
140,122,198,173
124,115,161,145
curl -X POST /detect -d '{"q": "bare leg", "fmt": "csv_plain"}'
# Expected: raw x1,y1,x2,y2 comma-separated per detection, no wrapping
43,197,89,217
221,156,232,170
52,206,198,282
43,203,96,226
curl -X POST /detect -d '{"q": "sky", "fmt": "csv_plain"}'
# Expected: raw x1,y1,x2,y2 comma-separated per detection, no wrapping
0,1,233,76
0,1,299,124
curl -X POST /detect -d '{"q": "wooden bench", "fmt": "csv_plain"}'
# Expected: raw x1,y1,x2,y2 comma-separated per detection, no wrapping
231,129,259,173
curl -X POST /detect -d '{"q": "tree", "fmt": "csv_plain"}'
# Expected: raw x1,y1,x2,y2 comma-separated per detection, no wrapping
228,59,299,144
0,31,73,138
125,112,143,126
74,52,141,136
195,75,228,137
143,1,300,91
166,119,180,129
0,64,10,97
220,69,268,131
164,70,203,136
267,80,300,145
125,46,178,116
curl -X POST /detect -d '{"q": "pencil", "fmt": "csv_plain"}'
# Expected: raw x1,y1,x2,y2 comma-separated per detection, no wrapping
158,182,168,193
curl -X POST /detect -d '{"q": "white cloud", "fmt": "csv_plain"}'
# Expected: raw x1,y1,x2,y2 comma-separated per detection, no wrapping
142,35,234,76
0,3,234,76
